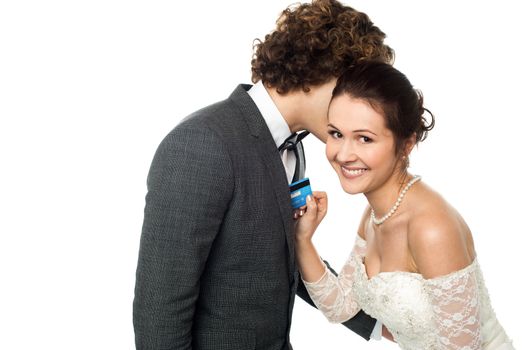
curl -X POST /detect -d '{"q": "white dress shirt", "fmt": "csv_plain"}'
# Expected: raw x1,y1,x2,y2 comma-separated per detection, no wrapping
248,81,296,183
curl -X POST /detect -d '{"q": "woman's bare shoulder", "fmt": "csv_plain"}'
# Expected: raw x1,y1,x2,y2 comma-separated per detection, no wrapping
407,185,473,278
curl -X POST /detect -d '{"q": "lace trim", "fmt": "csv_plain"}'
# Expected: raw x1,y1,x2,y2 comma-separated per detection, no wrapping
423,264,482,349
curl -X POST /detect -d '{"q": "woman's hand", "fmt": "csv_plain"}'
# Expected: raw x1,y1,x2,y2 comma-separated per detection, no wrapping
294,191,328,243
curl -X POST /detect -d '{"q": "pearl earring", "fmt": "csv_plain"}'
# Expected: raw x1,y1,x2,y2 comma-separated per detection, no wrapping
402,155,410,169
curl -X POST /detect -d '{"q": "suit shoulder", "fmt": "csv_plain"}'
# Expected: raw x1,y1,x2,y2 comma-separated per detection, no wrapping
176,98,243,134
156,85,256,156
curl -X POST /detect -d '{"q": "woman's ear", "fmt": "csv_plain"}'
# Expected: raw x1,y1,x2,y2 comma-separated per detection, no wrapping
404,133,417,156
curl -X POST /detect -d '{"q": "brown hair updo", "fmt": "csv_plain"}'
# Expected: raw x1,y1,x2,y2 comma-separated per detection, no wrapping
332,61,435,155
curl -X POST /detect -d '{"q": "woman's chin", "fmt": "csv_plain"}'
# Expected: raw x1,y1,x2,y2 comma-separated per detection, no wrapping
337,170,368,195
340,182,364,195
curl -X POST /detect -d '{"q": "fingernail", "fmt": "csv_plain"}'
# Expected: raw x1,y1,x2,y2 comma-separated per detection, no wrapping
307,195,312,202
299,210,304,216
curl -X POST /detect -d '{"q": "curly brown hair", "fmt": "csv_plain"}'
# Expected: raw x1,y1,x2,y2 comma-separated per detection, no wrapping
251,0,394,94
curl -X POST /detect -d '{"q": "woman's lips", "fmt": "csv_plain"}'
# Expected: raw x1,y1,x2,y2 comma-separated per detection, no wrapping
341,166,368,179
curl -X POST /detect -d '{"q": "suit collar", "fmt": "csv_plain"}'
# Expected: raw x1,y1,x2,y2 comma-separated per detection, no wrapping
228,84,272,139
247,81,291,148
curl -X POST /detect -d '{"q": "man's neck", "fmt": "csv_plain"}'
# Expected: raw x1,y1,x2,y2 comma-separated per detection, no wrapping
267,87,305,134
263,79,335,143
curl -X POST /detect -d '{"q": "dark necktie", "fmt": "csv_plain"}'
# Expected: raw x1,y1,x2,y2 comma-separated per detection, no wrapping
278,131,309,183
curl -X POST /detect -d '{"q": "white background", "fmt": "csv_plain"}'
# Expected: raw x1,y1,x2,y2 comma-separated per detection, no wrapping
1,1,524,349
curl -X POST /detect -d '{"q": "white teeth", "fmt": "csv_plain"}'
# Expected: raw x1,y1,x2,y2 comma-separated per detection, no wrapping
342,167,367,175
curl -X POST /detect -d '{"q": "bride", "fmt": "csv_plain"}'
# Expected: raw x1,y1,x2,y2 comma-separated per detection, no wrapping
294,61,514,349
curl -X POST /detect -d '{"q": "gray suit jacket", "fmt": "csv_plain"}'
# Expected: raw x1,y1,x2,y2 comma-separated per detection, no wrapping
133,85,376,350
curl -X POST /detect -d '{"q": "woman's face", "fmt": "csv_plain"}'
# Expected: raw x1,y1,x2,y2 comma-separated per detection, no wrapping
326,95,401,195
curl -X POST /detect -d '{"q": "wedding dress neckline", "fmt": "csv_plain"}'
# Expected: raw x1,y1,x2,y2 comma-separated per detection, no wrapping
354,235,479,283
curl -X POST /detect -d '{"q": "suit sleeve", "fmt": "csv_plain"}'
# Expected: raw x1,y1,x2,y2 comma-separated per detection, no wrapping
133,125,234,350
296,259,377,341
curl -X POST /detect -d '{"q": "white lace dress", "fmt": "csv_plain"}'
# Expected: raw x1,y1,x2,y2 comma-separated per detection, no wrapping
304,236,514,350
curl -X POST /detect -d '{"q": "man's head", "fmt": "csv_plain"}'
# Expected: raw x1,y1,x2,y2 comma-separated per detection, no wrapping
251,0,394,95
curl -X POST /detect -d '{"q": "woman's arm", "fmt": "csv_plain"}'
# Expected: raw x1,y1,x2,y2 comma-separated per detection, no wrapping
294,192,328,282
294,192,361,323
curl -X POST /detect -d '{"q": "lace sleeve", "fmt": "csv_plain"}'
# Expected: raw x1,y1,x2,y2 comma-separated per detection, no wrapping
423,261,482,349
302,236,366,323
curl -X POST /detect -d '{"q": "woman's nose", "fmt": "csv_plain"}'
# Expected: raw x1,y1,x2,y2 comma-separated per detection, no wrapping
336,140,358,163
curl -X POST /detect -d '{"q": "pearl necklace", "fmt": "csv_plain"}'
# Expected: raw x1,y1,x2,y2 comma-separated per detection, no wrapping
371,175,421,225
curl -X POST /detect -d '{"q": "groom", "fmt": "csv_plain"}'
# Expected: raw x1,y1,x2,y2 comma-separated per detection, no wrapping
133,0,394,349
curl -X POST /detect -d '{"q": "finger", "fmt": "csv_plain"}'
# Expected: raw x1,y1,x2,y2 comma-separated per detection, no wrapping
312,191,328,213
303,194,318,218
312,191,327,201
293,210,299,220
316,196,328,214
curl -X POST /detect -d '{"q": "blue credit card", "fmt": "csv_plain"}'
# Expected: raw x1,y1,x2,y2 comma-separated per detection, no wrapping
289,178,312,209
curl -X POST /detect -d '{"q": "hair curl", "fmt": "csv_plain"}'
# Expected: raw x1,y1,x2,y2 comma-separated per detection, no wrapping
332,61,435,155
251,0,394,94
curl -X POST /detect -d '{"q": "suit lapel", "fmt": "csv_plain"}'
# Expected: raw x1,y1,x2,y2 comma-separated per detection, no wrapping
229,85,297,279
256,134,297,278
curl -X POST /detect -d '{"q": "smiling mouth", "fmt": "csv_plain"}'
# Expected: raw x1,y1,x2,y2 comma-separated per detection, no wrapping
341,166,368,177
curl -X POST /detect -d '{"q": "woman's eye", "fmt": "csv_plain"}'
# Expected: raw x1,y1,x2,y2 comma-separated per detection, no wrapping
328,130,342,139
359,136,372,143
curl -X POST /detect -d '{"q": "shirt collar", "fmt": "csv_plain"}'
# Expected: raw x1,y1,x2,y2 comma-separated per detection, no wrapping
247,81,291,148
